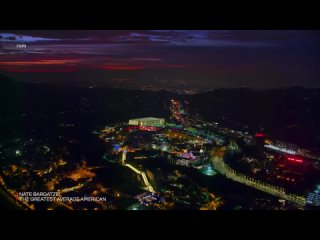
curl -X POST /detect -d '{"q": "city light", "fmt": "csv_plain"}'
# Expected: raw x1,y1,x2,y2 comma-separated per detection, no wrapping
1,95,317,210
200,164,217,176
287,157,303,163
264,144,296,155
1,30,319,211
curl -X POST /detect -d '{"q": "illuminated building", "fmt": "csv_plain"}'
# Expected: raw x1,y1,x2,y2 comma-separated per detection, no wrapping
265,140,298,155
102,126,115,133
264,144,296,155
199,164,217,176
139,126,158,131
128,117,165,127
175,158,193,167
307,192,320,206
286,157,303,164
180,151,196,160
254,133,265,149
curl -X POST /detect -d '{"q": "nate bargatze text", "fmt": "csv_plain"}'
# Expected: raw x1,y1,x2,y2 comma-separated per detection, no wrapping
17,192,107,202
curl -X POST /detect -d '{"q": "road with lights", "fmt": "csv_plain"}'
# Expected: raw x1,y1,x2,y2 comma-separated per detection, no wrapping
210,147,307,207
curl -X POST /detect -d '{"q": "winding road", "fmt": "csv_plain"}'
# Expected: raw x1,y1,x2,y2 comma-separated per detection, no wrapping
210,147,307,207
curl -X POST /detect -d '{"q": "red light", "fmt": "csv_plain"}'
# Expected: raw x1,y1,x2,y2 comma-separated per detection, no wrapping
255,133,264,137
139,126,158,131
287,157,303,163
125,126,140,131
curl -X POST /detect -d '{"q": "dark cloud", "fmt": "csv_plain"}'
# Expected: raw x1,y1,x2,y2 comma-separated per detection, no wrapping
1,30,320,91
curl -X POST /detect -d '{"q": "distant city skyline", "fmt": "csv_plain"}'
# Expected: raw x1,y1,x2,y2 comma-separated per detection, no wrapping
1,30,320,92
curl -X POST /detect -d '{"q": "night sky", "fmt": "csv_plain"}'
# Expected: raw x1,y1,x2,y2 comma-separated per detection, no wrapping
0,30,320,92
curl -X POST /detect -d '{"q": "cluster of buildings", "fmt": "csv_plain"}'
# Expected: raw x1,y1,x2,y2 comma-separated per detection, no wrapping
96,113,226,209
0,137,126,210
128,117,165,127
101,115,217,172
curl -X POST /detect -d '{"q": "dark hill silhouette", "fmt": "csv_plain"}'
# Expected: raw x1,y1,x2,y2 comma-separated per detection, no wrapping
1,75,319,149
190,87,320,149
